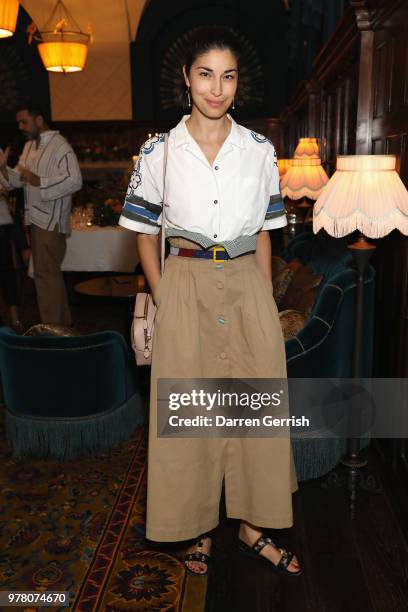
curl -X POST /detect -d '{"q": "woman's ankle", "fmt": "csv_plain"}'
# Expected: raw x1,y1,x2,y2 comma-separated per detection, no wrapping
240,520,260,530
239,521,262,542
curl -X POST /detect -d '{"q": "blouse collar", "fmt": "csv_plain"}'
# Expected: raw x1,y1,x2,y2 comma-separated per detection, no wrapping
173,113,245,149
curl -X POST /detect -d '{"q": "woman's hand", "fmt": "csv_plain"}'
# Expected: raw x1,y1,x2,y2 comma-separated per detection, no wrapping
136,233,162,304
255,230,272,284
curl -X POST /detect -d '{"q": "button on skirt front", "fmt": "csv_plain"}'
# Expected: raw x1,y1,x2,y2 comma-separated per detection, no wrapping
146,238,298,542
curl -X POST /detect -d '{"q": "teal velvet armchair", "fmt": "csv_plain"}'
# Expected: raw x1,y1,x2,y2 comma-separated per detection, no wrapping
284,232,375,377
0,328,144,460
283,232,375,481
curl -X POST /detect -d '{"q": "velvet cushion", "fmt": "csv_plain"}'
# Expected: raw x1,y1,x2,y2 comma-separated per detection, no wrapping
280,264,323,316
287,259,302,273
272,257,294,307
0,328,137,418
272,256,288,277
0,327,144,460
24,324,79,337
279,309,308,340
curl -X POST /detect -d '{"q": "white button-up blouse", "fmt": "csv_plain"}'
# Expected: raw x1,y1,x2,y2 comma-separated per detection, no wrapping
119,114,286,256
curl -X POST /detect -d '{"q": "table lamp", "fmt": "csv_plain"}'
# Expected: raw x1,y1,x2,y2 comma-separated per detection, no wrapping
281,137,329,228
278,158,291,177
313,154,408,490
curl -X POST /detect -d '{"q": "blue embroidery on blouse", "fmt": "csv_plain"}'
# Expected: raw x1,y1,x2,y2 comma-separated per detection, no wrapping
126,133,165,196
127,155,142,194
141,133,165,155
250,131,272,144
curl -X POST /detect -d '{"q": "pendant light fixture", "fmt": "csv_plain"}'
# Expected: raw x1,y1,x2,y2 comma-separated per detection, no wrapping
0,0,19,38
32,0,91,73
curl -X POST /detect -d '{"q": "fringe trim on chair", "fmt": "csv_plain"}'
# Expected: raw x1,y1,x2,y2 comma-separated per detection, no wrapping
292,438,346,481
5,393,144,461
292,435,371,482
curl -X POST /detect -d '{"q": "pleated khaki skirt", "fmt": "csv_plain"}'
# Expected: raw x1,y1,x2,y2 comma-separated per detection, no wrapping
146,237,298,542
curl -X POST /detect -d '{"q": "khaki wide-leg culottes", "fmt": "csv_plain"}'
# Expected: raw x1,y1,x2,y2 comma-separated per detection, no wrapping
146,237,298,542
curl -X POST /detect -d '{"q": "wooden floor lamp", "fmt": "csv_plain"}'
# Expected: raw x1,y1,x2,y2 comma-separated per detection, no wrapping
313,154,408,514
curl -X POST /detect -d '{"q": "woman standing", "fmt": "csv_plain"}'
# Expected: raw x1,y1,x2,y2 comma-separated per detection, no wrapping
120,27,302,577
0,168,22,331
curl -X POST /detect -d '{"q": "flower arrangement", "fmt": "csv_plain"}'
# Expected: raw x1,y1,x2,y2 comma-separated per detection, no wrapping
73,173,126,226
104,198,123,215
90,199,123,226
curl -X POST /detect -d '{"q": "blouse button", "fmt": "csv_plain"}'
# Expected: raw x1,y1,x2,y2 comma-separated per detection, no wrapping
214,200,218,204
214,166,219,170
213,234,217,239
220,352,227,359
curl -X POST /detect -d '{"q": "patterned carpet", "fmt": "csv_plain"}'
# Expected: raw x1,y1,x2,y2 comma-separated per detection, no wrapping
0,405,207,611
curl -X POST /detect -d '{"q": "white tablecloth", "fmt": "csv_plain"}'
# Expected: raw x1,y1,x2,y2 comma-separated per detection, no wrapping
28,226,139,276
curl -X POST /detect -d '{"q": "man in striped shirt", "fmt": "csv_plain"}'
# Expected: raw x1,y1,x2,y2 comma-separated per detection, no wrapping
0,105,82,326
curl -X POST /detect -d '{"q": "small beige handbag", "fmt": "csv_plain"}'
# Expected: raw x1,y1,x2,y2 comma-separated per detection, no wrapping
131,134,168,366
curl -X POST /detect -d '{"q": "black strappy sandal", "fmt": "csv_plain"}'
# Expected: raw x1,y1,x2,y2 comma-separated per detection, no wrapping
238,534,303,576
183,532,212,576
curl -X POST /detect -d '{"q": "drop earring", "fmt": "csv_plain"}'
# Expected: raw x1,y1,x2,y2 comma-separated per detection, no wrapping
231,97,235,110
186,87,191,107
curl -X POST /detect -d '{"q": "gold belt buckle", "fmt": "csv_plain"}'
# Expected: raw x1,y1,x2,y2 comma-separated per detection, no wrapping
213,246,226,262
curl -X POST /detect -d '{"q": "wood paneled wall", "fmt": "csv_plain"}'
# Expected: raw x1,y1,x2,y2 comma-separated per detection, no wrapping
370,21,408,181
281,8,359,173
368,2,408,376
280,0,408,376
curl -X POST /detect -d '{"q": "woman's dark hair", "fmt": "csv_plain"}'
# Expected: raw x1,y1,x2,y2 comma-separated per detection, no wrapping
184,26,241,74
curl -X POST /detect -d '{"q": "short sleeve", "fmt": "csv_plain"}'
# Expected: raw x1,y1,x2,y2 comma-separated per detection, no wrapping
261,145,287,231
119,135,165,234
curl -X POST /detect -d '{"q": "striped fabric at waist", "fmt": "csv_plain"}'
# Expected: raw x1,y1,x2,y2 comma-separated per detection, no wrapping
169,246,253,260
165,229,257,258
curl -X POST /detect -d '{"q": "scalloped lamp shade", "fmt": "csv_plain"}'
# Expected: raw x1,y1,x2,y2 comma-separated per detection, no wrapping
0,0,19,38
281,138,329,200
292,137,320,158
313,155,408,238
278,159,291,177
